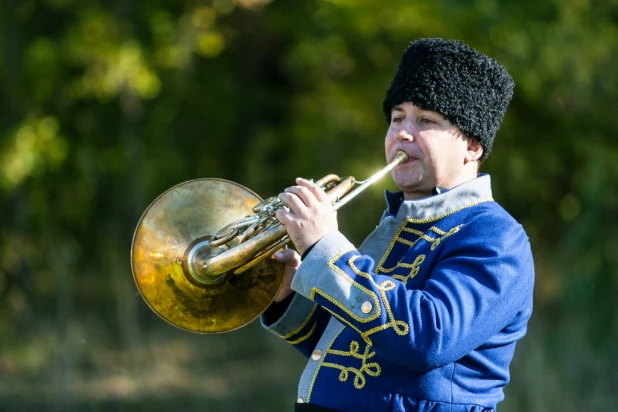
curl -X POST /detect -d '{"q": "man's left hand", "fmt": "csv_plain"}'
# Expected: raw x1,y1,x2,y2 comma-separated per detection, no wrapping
275,178,338,256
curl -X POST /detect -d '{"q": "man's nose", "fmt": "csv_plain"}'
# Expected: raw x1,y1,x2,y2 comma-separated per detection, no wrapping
395,127,415,142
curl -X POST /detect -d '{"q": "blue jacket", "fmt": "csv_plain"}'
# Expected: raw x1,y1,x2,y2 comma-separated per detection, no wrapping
262,175,534,411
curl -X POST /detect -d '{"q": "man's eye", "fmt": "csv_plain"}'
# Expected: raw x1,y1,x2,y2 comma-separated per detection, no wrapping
391,117,403,124
420,117,436,124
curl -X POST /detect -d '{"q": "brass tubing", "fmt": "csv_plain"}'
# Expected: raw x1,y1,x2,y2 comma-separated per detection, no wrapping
191,151,408,281
333,151,408,211
197,224,288,279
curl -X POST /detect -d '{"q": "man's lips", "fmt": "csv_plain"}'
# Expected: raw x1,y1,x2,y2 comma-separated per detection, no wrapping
392,150,420,163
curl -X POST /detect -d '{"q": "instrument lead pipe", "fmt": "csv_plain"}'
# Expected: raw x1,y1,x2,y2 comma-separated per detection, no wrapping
333,151,408,211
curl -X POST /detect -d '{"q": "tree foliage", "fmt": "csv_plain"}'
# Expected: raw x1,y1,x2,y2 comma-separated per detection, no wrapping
1,0,617,410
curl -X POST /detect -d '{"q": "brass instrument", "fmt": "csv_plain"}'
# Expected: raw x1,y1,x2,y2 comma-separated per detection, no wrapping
131,151,408,333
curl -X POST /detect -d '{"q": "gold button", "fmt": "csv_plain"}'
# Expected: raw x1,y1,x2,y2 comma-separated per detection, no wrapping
311,350,323,361
297,397,304,403
361,301,373,314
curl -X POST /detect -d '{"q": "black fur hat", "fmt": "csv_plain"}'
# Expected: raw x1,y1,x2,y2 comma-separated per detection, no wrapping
383,38,514,161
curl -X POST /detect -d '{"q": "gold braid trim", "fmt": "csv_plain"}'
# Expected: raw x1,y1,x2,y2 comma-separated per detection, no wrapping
377,224,463,274
348,256,409,337
322,340,382,390
390,254,425,284
307,328,344,402
314,251,409,342
375,198,493,272
308,250,382,323
303,203,495,396
288,321,318,345
281,303,319,339
404,198,494,224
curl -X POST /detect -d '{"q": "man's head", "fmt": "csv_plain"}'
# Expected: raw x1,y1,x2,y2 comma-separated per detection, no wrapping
383,38,514,163
383,38,514,199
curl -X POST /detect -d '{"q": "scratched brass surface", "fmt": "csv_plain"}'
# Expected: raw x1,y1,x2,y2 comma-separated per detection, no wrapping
131,178,285,333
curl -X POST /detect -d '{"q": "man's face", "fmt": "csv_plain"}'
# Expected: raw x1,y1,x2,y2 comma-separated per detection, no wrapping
385,102,478,200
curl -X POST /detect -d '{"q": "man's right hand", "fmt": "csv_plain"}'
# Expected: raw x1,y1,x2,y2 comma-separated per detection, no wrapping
272,248,301,303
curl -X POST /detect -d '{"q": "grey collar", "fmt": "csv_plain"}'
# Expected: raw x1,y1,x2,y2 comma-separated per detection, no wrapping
383,174,494,222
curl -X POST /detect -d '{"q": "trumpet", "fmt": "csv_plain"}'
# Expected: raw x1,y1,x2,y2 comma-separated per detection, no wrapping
131,151,408,333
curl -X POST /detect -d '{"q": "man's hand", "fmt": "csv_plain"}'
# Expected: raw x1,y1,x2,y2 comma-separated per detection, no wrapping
275,178,338,255
272,248,301,303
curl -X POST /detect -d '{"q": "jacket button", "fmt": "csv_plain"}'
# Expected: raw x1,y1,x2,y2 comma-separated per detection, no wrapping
311,350,323,360
361,301,373,314
297,397,304,403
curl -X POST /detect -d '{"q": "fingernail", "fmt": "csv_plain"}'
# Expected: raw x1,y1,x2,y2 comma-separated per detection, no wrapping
275,252,284,259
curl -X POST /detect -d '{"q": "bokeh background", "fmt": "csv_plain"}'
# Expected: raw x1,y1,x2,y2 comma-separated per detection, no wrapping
1,0,617,410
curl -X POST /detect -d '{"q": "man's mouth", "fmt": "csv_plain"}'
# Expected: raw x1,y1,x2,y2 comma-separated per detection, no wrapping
397,152,417,163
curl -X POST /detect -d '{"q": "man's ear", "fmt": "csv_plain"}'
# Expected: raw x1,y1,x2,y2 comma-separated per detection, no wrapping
464,139,483,163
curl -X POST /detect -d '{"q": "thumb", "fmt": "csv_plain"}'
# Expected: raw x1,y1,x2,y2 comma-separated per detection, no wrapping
273,248,301,266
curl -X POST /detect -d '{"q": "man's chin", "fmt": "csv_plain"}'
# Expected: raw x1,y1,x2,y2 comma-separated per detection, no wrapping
392,171,423,188
392,177,434,199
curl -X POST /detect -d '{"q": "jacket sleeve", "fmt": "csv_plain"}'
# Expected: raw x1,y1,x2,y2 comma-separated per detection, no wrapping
290,216,534,371
260,292,331,358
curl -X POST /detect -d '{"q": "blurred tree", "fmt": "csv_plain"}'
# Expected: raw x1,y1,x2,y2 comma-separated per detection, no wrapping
0,0,617,410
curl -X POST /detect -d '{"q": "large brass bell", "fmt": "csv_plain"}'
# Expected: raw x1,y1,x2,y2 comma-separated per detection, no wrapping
131,179,285,333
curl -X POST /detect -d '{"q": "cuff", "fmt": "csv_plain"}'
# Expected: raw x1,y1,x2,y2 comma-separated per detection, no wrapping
291,231,380,322
260,292,319,340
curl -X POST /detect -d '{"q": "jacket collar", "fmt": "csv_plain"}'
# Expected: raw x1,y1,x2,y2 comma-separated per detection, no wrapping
383,174,493,222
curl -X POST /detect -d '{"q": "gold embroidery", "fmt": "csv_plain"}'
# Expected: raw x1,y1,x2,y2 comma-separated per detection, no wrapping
427,225,463,250
307,327,344,402
377,224,463,274
389,254,425,283
348,257,409,337
322,340,382,389
376,199,493,272
405,198,493,224
310,287,380,323
316,251,408,342
375,223,411,276
288,321,317,345
281,303,318,339
307,250,382,323
314,208,474,344
301,202,492,399
326,309,374,345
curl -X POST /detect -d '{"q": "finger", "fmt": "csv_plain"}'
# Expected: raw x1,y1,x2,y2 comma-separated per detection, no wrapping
284,185,318,207
273,248,301,265
278,191,307,215
275,208,293,225
296,178,330,203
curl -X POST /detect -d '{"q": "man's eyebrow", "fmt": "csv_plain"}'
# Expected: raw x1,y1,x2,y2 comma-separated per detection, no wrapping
391,105,405,113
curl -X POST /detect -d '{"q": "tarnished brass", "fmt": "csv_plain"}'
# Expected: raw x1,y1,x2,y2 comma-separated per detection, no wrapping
131,179,285,333
131,151,408,334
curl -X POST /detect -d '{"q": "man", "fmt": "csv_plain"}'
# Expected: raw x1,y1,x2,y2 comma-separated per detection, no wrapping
262,38,534,412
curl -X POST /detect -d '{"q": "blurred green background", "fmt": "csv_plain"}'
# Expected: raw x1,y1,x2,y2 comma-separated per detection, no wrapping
1,0,617,410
